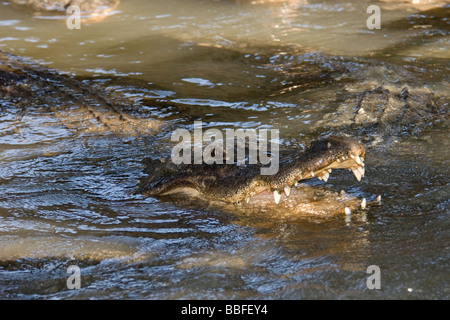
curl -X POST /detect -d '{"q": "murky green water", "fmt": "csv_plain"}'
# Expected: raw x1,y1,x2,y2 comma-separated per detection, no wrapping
0,0,449,299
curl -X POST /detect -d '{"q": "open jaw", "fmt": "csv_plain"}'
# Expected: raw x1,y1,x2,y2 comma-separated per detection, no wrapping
139,136,368,216
246,135,366,210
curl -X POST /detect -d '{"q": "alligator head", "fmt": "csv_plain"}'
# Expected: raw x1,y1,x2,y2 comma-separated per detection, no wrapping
138,135,367,216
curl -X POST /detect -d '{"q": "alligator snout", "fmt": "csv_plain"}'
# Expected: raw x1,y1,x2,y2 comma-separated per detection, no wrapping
265,135,366,204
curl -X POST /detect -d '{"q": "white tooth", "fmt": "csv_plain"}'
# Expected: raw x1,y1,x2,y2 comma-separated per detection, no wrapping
322,172,329,182
376,195,382,204
355,155,362,165
361,198,366,209
310,171,315,177
352,168,362,181
294,181,298,187
345,207,351,215
327,169,332,173
357,166,365,177
284,186,291,197
350,154,355,159
318,176,323,180
245,197,250,203
273,190,281,204
337,158,341,162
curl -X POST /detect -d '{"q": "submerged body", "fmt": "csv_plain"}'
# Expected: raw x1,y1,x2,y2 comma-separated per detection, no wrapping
0,51,161,136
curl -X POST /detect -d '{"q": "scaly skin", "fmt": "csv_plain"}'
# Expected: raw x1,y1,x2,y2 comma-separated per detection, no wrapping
0,51,161,136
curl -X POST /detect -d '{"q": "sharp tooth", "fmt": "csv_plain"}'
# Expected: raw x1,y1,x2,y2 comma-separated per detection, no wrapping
310,171,315,177
357,166,365,177
337,158,341,162
355,155,362,165
294,181,298,187
361,198,367,209
322,172,329,182
345,207,351,215
284,186,291,197
327,169,332,173
318,176,323,180
245,197,250,203
352,168,362,181
350,154,355,159
376,195,382,204
273,190,281,204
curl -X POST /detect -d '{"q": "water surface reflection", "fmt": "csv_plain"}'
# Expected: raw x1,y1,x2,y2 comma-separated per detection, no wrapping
0,0,449,299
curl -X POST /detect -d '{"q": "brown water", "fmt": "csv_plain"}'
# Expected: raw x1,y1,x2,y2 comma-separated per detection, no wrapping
0,0,449,299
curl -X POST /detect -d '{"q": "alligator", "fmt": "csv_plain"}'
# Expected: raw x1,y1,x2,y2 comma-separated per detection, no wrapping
0,50,161,136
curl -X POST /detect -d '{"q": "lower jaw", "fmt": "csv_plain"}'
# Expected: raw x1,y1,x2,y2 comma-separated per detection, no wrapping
234,184,361,216
157,184,362,217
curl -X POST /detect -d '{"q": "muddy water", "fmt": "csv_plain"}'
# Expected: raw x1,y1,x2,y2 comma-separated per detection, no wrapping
0,0,449,299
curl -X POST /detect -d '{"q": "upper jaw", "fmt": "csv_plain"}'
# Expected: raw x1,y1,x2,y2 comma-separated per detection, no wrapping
235,136,366,205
